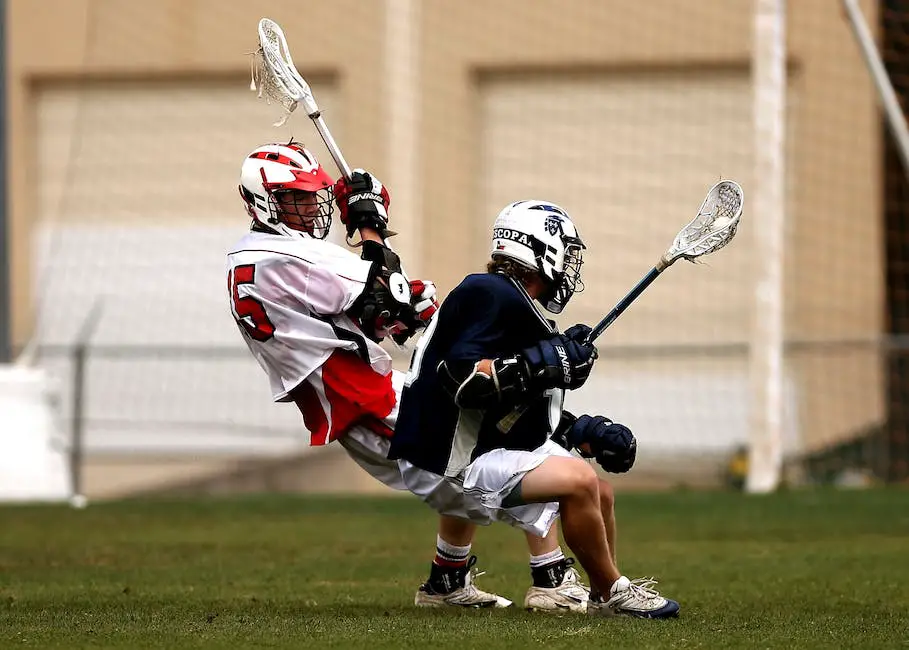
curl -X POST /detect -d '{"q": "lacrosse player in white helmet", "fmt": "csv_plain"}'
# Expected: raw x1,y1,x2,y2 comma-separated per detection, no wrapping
228,140,525,608
390,200,680,618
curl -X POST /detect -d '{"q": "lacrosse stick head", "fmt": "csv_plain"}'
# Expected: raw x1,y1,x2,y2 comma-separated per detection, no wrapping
662,180,744,268
251,18,320,125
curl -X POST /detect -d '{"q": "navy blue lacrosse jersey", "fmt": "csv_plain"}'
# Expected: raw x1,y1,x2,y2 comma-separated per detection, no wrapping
389,272,564,476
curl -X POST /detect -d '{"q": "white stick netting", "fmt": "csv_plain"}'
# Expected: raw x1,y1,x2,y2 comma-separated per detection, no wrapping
250,19,305,126
667,180,744,263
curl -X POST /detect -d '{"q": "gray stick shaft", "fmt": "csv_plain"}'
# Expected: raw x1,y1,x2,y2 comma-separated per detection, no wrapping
841,0,909,179
311,114,352,180
310,112,410,280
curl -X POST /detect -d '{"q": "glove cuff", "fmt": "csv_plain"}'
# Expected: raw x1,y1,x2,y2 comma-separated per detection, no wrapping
551,410,577,451
360,240,402,271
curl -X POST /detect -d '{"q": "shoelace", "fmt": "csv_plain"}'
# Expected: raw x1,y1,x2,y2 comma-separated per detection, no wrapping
462,555,487,588
627,577,661,600
563,567,587,587
555,558,584,586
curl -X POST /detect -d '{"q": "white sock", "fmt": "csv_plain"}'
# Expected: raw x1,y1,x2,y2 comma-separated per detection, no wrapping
610,576,631,595
435,534,471,567
529,547,565,568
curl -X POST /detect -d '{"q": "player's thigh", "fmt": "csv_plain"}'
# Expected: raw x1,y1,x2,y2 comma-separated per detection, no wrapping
398,458,560,537
460,440,572,505
518,455,599,504
338,426,407,491
397,459,491,521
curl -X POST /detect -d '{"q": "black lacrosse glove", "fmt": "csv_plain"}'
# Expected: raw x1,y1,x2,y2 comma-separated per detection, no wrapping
563,323,593,344
334,169,390,240
520,333,597,391
351,241,412,342
567,413,637,474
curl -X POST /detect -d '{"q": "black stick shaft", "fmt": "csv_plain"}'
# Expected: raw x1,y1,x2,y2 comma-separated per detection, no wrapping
585,267,663,344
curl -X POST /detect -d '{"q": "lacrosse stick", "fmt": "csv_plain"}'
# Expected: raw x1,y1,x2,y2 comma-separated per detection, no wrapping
251,18,352,179
584,179,744,344
251,17,420,341
496,181,742,434
251,18,409,256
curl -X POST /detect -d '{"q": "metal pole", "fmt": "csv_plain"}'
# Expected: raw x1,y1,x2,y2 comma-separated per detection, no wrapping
69,300,102,501
70,343,86,499
842,0,909,180
0,0,10,363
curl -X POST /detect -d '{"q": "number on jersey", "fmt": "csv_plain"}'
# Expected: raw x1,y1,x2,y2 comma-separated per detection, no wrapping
229,264,275,342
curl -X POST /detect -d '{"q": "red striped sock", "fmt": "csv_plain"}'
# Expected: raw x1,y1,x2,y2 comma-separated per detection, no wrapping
433,534,470,568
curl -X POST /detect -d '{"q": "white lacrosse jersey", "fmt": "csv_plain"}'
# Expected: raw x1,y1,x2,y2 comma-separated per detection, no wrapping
226,230,395,444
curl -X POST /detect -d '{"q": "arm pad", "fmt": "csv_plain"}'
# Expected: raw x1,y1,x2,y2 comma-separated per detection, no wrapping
438,357,531,409
347,241,412,341
360,240,403,273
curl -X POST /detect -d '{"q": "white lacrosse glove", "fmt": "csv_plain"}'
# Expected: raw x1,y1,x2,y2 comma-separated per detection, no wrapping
390,279,438,345
410,279,438,324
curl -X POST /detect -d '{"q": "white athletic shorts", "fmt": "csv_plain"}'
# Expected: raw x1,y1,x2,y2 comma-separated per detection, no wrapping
335,369,568,537
338,424,409,491
397,440,572,538
336,369,409,492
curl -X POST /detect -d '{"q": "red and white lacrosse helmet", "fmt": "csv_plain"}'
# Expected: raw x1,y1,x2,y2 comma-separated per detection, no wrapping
239,141,335,239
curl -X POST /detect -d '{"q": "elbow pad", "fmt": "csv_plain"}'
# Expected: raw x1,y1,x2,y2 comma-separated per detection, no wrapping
360,239,403,273
438,357,531,409
348,241,412,341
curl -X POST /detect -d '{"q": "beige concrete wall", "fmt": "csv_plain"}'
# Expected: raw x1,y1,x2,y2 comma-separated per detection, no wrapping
415,0,884,452
7,0,389,343
5,0,886,468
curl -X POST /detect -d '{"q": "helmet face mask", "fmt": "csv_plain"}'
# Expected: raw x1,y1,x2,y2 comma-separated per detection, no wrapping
490,200,586,313
239,141,335,240
268,187,333,239
540,240,585,314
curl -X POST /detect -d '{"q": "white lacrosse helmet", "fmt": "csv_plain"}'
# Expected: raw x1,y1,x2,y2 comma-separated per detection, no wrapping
491,200,586,313
239,141,335,239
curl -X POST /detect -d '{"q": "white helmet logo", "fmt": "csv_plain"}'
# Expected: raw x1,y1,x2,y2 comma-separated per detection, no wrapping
387,272,411,304
544,215,563,236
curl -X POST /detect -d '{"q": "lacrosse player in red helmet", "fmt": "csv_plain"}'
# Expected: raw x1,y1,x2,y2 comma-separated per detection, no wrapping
228,141,599,610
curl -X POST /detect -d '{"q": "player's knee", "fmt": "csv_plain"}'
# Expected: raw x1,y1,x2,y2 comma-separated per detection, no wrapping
566,460,600,500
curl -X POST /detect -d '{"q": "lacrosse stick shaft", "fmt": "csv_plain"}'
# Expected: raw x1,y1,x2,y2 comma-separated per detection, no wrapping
311,114,352,180
310,106,411,278
585,266,663,344
309,108,408,269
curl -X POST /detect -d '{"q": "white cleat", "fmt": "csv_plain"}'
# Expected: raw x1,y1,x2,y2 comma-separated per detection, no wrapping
587,576,680,619
414,557,513,609
524,559,590,613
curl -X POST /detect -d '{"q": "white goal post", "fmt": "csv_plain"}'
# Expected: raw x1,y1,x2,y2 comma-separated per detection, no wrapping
748,0,787,493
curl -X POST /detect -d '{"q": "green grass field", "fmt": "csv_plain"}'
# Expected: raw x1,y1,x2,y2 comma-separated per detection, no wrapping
0,489,907,649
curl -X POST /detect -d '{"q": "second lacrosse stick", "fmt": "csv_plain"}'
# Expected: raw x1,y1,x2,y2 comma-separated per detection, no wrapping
585,180,744,344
